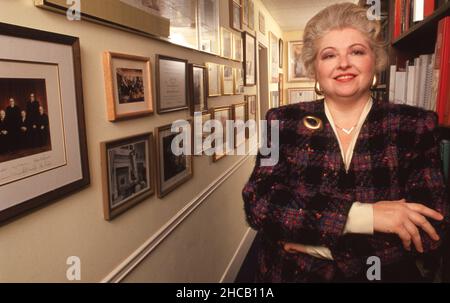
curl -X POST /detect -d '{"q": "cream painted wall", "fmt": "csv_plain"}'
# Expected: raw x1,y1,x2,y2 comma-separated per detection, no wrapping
0,0,283,282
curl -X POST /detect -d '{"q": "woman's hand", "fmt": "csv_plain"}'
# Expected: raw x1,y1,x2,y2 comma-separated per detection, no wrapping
373,199,444,253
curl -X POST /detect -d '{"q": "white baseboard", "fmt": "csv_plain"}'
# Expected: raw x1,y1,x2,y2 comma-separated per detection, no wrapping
220,228,257,283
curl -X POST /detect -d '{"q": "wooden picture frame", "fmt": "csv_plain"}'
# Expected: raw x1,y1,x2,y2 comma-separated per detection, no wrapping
288,40,312,82
234,68,244,95
194,111,212,156
103,52,154,121
101,133,155,220
244,32,257,86
198,0,220,55
245,95,258,139
279,39,284,69
259,12,266,35
155,55,189,114
230,0,243,32
279,73,284,105
232,102,247,148
155,121,193,198
222,65,234,96
248,0,255,30
34,0,170,38
269,32,279,83
189,64,208,116
243,0,249,26
270,91,280,108
233,33,243,62
206,63,221,97
221,27,233,59
211,106,232,162
288,87,317,104
0,22,89,223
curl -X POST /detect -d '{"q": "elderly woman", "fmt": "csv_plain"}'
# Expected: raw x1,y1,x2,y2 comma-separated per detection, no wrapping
242,2,449,282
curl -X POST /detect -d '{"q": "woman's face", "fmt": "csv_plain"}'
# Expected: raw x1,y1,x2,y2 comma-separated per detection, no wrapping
314,27,375,101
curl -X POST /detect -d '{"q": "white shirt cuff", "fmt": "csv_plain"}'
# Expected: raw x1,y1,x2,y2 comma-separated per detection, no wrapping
343,202,374,235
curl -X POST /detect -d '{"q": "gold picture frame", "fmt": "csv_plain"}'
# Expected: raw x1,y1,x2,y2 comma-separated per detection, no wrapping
103,52,154,121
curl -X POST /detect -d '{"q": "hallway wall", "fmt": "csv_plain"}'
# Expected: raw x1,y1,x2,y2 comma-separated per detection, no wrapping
0,0,282,282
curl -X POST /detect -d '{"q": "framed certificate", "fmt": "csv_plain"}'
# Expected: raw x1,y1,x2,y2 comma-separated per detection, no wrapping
155,55,189,114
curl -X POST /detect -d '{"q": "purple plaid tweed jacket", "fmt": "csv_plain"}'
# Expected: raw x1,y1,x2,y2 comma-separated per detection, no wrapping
242,98,450,282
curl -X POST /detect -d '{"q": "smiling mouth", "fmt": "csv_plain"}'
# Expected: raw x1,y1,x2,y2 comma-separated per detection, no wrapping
334,74,357,82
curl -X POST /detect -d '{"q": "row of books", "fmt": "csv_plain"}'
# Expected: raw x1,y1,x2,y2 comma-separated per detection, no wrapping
393,0,449,39
389,16,450,125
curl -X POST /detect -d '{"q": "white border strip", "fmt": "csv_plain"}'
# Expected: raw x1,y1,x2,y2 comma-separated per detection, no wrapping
220,227,257,283
102,150,257,283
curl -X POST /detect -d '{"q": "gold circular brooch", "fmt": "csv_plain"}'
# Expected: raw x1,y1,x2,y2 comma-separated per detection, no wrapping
302,116,323,131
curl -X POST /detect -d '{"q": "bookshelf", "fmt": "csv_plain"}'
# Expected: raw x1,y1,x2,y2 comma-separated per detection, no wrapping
383,0,450,132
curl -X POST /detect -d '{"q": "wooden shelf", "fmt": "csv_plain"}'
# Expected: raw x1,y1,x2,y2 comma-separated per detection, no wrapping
392,2,450,54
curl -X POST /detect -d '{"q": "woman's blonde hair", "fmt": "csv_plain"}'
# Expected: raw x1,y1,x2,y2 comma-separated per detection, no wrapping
301,2,387,79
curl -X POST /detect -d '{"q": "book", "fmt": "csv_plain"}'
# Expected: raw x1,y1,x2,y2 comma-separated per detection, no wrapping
413,0,425,22
394,0,403,39
434,16,450,125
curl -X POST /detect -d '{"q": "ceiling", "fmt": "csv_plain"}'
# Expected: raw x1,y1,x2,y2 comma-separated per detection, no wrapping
261,0,359,32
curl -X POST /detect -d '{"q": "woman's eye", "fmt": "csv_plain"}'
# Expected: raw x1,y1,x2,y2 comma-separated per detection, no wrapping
322,54,335,59
351,49,365,55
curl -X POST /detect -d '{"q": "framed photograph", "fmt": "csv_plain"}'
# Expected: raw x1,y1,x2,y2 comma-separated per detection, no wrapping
270,91,280,108
279,39,284,69
269,32,279,83
155,55,188,114
189,64,208,115
233,34,243,62
259,12,266,35
222,65,234,96
103,52,153,121
194,111,212,156
232,102,247,148
234,68,244,95
210,106,232,162
243,0,249,25
245,95,257,138
35,0,170,38
279,73,284,105
244,32,257,86
101,133,155,220
288,40,312,82
288,87,317,104
248,0,255,30
221,27,233,59
230,0,243,32
0,23,89,223
155,122,193,198
199,0,220,55
206,63,221,97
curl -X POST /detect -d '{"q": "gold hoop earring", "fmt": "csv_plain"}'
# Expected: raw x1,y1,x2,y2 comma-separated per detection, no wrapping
371,75,377,89
314,81,323,96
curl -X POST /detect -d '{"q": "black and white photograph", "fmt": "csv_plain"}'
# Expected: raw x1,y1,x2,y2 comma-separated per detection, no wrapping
222,65,234,95
101,133,154,220
156,122,193,198
0,79,51,163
